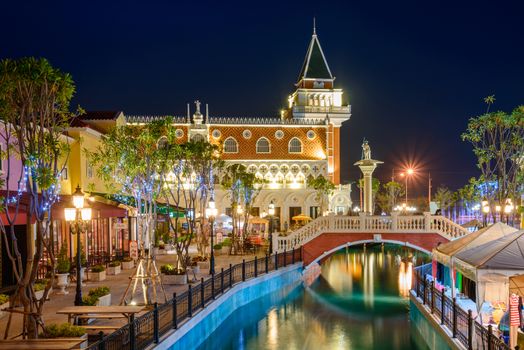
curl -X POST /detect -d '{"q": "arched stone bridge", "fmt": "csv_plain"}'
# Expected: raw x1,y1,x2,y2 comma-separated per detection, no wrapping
272,213,469,267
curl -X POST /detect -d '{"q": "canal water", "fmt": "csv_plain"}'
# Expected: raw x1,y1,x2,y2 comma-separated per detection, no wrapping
197,244,431,350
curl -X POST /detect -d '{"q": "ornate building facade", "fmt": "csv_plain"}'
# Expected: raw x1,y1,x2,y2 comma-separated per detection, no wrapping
127,27,352,229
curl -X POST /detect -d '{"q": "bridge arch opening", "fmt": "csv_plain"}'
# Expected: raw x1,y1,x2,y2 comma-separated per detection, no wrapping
304,239,431,270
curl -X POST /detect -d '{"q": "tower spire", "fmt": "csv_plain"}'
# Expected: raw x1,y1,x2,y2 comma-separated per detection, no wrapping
313,17,316,35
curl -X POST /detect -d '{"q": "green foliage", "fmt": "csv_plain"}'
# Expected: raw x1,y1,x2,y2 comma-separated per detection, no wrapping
213,243,223,250
434,186,455,213
41,323,86,338
461,106,524,206
34,279,48,292
82,286,110,305
221,237,232,246
160,264,181,275
56,245,70,274
91,265,105,273
376,181,405,213
108,261,121,267
0,294,9,305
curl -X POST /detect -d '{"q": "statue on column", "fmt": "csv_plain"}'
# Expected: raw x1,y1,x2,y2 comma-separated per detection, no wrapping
361,139,371,160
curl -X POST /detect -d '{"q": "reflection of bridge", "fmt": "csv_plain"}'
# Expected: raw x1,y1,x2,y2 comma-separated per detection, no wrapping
273,213,469,266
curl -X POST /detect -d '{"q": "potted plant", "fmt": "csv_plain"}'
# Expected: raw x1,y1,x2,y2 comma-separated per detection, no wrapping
56,245,70,295
160,264,187,285
0,294,9,319
82,286,111,306
90,265,106,282
41,323,88,348
213,243,223,256
193,255,209,270
121,256,135,270
157,241,166,255
34,279,50,300
107,261,121,275
221,237,232,254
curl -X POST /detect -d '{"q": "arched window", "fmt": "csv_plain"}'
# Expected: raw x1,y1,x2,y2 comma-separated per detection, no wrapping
191,134,205,142
256,137,271,153
223,137,238,153
288,137,302,153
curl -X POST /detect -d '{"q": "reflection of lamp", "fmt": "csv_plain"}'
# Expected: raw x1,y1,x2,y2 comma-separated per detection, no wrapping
64,185,92,306
205,196,218,275
268,201,275,254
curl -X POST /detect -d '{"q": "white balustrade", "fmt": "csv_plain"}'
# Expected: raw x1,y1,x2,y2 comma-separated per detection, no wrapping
273,213,470,253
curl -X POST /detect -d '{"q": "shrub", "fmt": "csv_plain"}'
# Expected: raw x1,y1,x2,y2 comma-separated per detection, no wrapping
56,245,70,274
221,238,232,247
0,294,9,305
160,264,176,275
213,243,223,250
91,265,105,273
41,323,86,338
34,279,49,292
108,261,121,267
82,286,110,305
192,256,208,264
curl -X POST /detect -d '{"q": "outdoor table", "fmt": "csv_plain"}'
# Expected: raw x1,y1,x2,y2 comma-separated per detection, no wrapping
0,339,84,350
56,305,144,325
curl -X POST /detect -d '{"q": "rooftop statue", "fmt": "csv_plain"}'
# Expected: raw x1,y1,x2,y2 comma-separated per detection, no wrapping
362,139,371,160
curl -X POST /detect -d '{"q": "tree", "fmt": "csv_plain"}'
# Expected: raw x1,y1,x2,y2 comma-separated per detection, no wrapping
0,58,76,337
461,105,524,222
375,181,405,214
306,175,335,214
221,164,263,254
434,186,455,217
159,140,221,270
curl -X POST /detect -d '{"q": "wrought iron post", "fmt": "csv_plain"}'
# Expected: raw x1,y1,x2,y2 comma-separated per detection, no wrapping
254,256,258,277
467,309,473,350
200,277,205,308
242,259,246,281
220,268,224,294
153,302,159,343
441,289,445,325
172,293,177,329
229,264,232,288
188,285,193,318
452,297,457,338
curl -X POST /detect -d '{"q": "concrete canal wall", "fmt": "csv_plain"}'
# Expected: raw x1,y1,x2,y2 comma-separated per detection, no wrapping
155,263,303,350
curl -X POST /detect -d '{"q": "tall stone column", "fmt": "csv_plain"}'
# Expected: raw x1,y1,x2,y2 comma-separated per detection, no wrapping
354,140,383,215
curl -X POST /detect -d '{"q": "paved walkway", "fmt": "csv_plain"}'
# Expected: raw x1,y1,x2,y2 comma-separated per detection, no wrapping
0,251,258,339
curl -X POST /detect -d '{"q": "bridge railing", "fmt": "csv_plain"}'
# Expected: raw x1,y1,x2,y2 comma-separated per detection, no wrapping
273,212,469,253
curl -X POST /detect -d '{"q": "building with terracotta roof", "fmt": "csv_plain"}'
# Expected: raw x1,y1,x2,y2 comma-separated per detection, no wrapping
125,27,352,228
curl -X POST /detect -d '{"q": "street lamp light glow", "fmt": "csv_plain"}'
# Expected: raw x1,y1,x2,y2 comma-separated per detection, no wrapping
72,185,85,209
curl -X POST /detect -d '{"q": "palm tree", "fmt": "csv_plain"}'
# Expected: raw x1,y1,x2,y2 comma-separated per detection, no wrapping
483,95,496,113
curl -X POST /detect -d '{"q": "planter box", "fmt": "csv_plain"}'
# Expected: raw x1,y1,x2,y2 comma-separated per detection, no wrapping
162,273,187,285
122,260,135,270
90,270,106,282
220,247,230,255
107,265,121,275
213,249,221,256
197,261,210,270
96,293,111,306
157,249,166,255
0,301,9,320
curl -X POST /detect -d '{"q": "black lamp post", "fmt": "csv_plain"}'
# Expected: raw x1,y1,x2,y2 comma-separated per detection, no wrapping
64,185,92,306
206,196,218,275
268,201,275,254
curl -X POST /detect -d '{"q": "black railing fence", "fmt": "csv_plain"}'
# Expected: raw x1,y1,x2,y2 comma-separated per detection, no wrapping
413,271,511,350
87,248,302,350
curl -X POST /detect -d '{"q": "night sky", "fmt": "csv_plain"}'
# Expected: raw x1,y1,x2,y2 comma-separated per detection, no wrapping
2,0,524,196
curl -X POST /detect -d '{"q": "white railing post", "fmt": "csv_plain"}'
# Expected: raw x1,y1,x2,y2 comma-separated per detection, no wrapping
359,212,366,231
328,212,335,230
391,211,398,231
424,212,432,231
272,234,279,253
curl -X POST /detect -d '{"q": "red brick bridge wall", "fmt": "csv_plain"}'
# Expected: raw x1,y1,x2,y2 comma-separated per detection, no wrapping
302,232,449,266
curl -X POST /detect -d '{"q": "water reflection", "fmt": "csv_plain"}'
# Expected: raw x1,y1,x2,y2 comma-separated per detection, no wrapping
196,244,430,350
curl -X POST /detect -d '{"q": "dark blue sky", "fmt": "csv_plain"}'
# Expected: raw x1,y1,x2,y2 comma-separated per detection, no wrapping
2,0,523,195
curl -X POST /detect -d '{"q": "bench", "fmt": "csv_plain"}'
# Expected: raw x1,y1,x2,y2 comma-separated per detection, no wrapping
78,325,121,331
75,314,127,320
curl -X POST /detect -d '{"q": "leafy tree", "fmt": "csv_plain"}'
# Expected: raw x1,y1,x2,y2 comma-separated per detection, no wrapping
159,140,221,270
461,105,524,222
307,175,335,214
434,186,455,217
221,164,263,254
375,181,405,214
0,58,76,337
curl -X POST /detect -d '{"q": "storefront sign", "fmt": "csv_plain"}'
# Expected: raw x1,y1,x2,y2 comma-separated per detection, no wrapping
130,240,138,259
510,293,520,326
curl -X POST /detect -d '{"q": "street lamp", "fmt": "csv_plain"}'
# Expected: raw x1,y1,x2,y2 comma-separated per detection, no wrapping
399,168,415,205
64,185,92,306
481,199,490,226
504,199,514,224
205,196,218,275
268,201,275,254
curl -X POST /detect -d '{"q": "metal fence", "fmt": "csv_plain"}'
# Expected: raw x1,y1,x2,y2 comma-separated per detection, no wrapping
86,248,302,350
413,271,511,350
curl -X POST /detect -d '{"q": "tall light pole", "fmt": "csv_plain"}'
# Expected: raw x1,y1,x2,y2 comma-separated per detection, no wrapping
268,201,275,254
205,196,218,275
399,168,414,205
64,185,92,306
